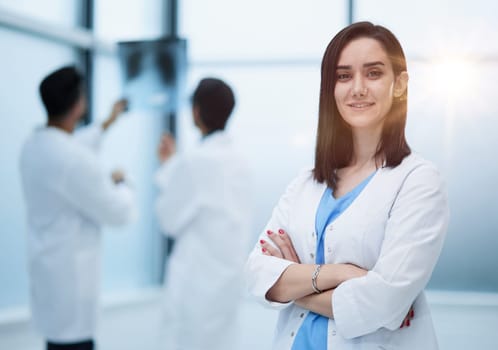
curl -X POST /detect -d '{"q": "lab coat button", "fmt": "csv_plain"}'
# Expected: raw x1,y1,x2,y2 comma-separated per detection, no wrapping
311,231,315,237
331,330,337,336
327,247,332,253
310,253,314,259
300,313,305,318
291,331,295,337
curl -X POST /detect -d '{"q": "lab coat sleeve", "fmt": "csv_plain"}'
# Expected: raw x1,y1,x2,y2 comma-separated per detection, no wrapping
332,164,449,339
245,170,311,310
74,124,103,151
60,150,137,226
154,155,201,237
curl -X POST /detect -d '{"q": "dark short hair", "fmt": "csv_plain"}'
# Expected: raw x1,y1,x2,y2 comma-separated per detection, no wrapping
39,66,84,121
313,21,411,190
192,78,235,132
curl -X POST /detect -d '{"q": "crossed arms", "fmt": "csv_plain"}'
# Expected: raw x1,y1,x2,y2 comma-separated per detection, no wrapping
260,228,413,327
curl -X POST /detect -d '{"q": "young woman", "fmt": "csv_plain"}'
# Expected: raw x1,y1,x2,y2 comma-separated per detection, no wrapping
245,22,449,350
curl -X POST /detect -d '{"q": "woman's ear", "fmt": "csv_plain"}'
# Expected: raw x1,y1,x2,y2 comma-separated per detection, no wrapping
394,71,409,98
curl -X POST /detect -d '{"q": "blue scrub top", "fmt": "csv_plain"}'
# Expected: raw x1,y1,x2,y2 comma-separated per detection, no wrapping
291,171,376,350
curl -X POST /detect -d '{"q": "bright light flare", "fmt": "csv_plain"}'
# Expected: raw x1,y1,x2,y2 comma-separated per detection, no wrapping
426,57,478,101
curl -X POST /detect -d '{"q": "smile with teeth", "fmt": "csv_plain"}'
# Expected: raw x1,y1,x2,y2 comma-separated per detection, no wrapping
348,102,374,108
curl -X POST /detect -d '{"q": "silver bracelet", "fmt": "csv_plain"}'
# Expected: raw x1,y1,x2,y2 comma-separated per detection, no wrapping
311,264,323,294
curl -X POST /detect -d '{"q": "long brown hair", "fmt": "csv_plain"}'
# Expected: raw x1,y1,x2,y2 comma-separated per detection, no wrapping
313,22,411,190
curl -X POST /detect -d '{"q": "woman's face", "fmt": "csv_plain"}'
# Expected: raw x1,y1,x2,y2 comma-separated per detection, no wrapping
334,37,407,134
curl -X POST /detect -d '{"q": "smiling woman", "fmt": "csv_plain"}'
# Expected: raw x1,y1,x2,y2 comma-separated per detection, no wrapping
334,38,408,136
245,21,449,350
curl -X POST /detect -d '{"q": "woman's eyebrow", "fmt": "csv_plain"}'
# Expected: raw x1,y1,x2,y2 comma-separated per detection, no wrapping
364,61,385,67
336,61,385,70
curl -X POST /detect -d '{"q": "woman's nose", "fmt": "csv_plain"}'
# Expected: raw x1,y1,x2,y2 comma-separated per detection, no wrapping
351,78,368,97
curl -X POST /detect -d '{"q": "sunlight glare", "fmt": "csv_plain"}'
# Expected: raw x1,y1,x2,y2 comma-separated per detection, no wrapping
427,57,477,101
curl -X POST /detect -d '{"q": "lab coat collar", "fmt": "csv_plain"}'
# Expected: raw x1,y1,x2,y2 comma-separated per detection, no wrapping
200,130,229,146
38,125,73,141
201,129,223,140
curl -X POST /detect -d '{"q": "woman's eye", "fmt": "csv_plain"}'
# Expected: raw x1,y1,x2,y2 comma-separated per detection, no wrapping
337,73,351,81
367,70,382,78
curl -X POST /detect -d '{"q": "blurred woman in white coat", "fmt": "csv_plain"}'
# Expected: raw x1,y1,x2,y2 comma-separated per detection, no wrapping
155,78,252,350
20,66,136,350
246,22,449,350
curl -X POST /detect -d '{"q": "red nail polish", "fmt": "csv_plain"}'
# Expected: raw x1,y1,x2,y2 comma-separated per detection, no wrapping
410,309,414,318
278,229,284,234
407,319,410,327
262,248,267,253
267,230,273,235
260,239,265,244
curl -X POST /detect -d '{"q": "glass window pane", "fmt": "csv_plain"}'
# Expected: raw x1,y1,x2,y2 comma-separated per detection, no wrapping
92,0,166,291
355,0,498,57
407,61,498,291
93,0,164,41
180,0,347,60
92,53,164,291
0,0,79,28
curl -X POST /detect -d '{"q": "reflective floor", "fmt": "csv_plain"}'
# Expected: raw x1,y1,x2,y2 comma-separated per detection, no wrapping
1,291,497,349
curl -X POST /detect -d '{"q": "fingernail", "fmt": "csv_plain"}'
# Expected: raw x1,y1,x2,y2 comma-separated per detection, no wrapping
267,230,273,235
407,320,410,327
278,229,284,234
410,309,414,318
260,239,266,244
262,248,267,253
400,324,404,328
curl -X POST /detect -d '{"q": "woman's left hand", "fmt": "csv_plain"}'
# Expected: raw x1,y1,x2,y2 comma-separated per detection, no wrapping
260,228,301,263
400,306,415,328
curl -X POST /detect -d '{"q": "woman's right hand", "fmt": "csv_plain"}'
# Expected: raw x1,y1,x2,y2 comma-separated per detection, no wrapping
260,228,301,263
259,229,368,282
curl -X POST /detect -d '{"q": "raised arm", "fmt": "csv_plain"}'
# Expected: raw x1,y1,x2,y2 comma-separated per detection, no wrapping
74,99,128,151
101,98,128,131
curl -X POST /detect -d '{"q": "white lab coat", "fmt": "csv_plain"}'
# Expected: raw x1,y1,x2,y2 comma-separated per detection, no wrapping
245,153,449,350
155,131,252,350
19,125,136,342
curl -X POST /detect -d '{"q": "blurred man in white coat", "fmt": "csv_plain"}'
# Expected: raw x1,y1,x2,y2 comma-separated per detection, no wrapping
155,78,252,350
19,66,136,350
